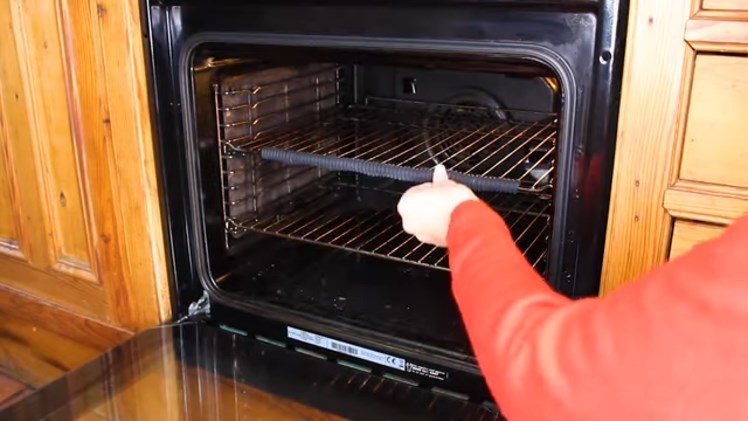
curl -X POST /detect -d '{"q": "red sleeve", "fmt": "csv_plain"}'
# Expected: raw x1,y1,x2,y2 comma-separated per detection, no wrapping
448,200,748,420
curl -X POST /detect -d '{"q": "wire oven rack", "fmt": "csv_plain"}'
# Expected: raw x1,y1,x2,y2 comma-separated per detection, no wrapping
214,64,555,272
221,101,557,194
226,181,551,272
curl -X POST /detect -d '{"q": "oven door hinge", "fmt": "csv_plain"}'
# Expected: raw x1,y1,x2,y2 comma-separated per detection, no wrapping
176,291,211,323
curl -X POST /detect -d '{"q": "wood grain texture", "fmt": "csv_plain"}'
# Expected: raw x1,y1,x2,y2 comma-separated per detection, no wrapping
702,0,748,11
686,19,748,52
600,0,694,294
669,219,725,259
0,284,131,350
0,369,32,410
665,181,748,224
0,99,21,253
0,0,109,317
10,0,96,277
0,0,169,330
87,0,171,326
0,0,45,265
680,55,748,189
0,258,109,318
0,311,104,388
694,9,748,20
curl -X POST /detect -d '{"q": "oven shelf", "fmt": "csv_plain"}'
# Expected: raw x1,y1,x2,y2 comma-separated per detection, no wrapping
226,182,551,272
221,102,557,194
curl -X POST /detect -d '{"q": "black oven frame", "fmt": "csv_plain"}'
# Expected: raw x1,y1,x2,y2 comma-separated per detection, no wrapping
142,0,627,405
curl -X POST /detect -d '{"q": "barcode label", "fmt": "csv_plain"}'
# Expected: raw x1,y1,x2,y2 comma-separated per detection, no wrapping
287,326,405,370
331,341,358,355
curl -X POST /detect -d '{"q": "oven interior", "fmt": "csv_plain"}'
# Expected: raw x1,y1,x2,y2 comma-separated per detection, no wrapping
192,46,560,361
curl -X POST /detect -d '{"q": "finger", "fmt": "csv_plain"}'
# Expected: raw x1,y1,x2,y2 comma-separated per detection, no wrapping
432,164,449,184
401,219,417,236
396,194,411,218
415,233,436,246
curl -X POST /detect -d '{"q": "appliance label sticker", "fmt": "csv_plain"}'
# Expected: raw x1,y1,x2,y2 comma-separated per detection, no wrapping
287,327,405,371
405,362,448,381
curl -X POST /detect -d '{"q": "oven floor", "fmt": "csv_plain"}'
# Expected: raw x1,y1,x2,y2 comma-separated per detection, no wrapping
218,235,474,357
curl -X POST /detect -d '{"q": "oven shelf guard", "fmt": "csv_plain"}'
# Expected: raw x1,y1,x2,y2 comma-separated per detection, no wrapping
221,104,556,194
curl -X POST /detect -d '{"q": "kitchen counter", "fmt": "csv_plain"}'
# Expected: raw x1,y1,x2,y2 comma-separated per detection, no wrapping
0,323,500,420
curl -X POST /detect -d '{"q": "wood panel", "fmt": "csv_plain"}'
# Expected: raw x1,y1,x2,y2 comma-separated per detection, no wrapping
86,0,171,326
602,0,748,294
702,0,748,12
0,0,109,317
0,102,21,253
0,285,131,351
0,369,33,410
0,2,42,264
665,180,748,224
686,18,748,52
0,287,127,401
0,311,103,388
0,0,169,331
600,0,695,294
669,219,725,259
687,18,748,42
10,0,96,278
679,55,748,189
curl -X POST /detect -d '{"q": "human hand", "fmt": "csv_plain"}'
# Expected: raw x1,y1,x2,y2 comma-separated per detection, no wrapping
396,164,478,247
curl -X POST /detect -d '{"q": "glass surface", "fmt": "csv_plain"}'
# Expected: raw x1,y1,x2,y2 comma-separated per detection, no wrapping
0,322,501,420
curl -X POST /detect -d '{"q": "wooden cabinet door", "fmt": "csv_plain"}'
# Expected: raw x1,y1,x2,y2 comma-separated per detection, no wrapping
601,0,748,294
0,0,168,330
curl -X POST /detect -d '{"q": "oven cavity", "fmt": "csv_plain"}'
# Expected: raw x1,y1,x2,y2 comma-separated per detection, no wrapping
213,60,557,275
191,48,563,378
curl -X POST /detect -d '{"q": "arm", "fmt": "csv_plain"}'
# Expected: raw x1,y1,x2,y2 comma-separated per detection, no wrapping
448,200,748,420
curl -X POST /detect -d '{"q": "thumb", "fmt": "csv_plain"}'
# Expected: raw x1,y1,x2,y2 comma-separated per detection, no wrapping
432,164,449,184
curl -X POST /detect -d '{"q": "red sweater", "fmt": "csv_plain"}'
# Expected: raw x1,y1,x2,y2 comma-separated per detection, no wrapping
448,200,748,420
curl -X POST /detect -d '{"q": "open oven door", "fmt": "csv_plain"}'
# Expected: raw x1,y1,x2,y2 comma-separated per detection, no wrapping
0,321,503,420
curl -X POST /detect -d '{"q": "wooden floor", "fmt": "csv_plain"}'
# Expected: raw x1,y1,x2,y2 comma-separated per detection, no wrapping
0,309,109,412
0,368,33,410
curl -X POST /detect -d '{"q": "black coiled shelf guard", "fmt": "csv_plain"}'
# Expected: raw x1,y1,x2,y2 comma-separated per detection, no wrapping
260,148,520,194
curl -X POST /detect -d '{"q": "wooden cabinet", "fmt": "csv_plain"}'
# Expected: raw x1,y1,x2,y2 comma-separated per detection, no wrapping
669,219,725,259
601,0,748,293
679,55,748,189
0,0,168,341
702,0,748,12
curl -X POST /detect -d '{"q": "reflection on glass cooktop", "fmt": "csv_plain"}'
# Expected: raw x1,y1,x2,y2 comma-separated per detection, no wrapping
0,322,501,420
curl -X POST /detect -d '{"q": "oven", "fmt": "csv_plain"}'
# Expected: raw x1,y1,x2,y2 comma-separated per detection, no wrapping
145,0,627,413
